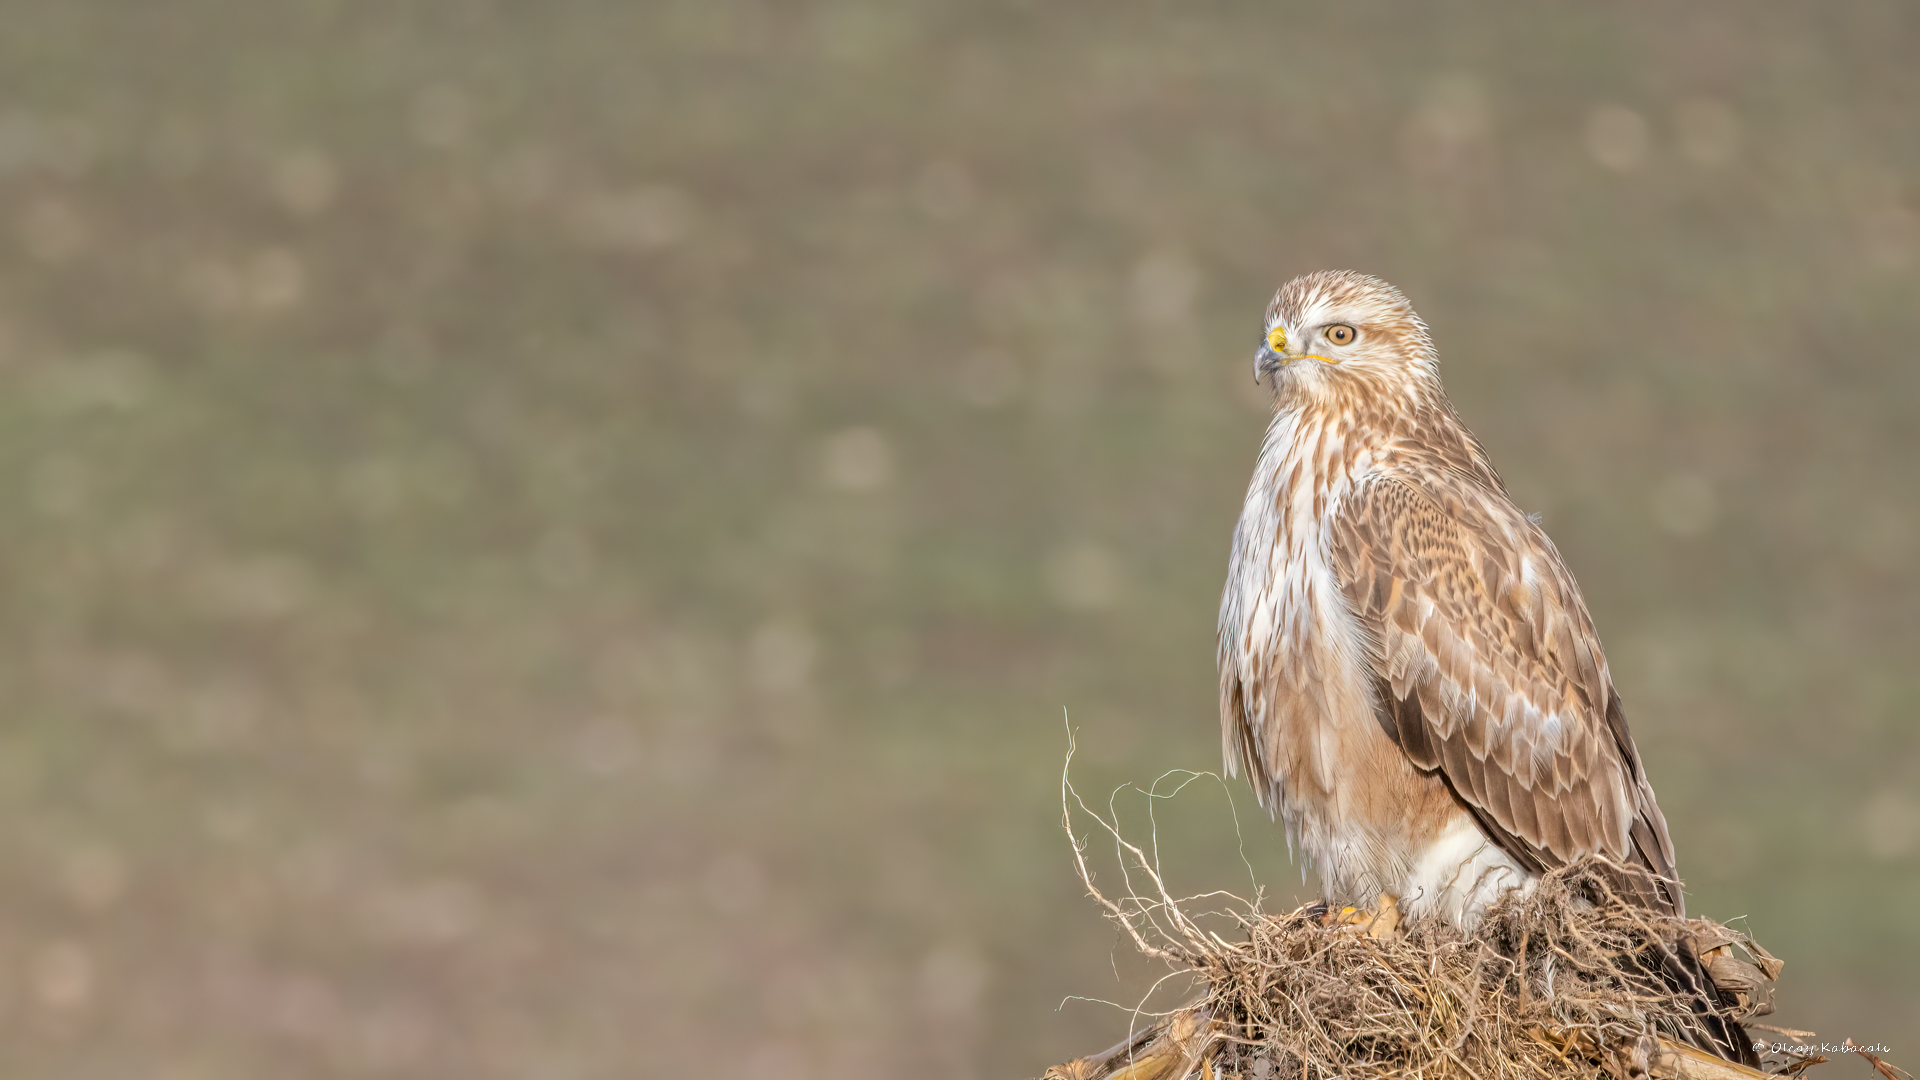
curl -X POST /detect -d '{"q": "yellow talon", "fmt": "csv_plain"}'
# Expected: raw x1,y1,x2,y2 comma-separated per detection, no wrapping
1367,893,1402,938
1323,895,1402,936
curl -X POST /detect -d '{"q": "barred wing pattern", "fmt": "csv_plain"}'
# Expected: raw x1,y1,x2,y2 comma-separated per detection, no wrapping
1328,474,1682,913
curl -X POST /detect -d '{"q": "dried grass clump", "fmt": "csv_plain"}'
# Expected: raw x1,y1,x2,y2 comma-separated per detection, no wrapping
1190,866,1771,1080
1046,747,1856,1080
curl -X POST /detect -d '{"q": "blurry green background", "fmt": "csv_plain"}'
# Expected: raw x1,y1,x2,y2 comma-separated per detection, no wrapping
0,1,1914,1076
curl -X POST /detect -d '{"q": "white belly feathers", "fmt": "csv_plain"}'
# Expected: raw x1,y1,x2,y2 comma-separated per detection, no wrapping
1221,410,1533,926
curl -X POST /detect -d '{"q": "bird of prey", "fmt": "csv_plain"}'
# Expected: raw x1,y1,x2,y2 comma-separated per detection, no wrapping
1217,270,1752,1062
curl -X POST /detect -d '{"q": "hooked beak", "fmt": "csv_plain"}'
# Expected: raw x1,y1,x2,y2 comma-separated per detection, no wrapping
1252,343,1339,382
1253,344,1285,384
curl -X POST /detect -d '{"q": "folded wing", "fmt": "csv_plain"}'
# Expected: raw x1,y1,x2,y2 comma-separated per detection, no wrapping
1328,474,1681,912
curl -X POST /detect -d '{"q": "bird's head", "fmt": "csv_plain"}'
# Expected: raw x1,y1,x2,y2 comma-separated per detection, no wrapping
1253,270,1439,400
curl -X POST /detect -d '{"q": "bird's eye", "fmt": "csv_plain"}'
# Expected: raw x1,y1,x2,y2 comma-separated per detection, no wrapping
1266,326,1287,352
1326,325,1357,346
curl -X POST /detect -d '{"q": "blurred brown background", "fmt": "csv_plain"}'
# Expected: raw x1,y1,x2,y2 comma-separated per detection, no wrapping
0,1,1913,1076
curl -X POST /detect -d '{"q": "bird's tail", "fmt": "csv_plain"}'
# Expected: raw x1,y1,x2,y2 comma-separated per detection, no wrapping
1582,857,1771,1068
1655,927,1767,1068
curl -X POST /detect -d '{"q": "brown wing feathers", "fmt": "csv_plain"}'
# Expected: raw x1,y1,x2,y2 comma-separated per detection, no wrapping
1333,475,1683,913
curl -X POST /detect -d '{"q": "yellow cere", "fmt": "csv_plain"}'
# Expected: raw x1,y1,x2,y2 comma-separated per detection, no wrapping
1266,326,1287,352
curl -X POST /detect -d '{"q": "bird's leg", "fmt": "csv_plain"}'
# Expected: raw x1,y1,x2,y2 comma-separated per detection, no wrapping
1365,893,1402,937
1321,893,1402,937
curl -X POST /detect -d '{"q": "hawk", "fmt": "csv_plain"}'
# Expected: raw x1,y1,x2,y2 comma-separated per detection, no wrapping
1217,270,1753,1062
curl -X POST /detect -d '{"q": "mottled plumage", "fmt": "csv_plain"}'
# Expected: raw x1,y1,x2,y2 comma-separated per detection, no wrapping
1218,271,1751,1061
1218,269,1676,922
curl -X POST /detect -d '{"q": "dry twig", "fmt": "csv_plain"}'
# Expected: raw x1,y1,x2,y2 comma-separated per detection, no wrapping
1047,743,1885,1080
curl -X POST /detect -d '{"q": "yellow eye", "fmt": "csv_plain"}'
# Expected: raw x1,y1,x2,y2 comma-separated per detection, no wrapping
1266,326,1287,351
1325,324,1357,346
